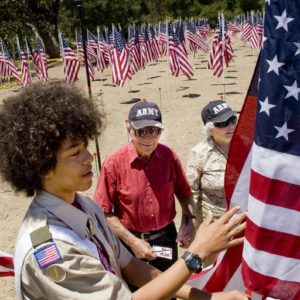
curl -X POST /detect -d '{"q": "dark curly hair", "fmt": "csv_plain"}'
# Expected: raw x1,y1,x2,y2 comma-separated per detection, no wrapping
0,82,104,196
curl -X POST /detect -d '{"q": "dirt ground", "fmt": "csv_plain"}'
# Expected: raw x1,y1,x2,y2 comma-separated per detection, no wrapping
0,37,258,299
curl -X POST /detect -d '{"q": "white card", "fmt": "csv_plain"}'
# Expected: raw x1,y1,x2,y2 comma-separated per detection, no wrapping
152,245,173,260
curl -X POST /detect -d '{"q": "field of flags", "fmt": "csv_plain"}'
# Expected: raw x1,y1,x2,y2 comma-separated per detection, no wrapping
0,12,264,90
3,6,298,300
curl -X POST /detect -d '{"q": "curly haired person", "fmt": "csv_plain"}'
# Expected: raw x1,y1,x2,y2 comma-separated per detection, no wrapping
0,82,247,300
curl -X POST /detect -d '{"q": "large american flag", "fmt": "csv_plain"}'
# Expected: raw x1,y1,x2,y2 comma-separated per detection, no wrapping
242,0,300,298
36,37,48,82
189,1,300,298
60,34,80,84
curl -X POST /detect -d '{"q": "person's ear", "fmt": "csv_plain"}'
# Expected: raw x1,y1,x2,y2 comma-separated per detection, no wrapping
125,120,134,136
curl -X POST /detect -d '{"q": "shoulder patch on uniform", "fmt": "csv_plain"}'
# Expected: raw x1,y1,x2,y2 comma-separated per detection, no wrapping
33,243,62,269
46,264,66,282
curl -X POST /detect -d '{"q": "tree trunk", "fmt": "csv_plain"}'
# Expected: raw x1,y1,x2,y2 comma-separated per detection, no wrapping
38,31,60,59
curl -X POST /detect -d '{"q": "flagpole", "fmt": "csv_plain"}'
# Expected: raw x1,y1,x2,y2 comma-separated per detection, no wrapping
166,20,169,107
25,38,33,82
221,12,226,100
75,0,101,171
97,26,104,87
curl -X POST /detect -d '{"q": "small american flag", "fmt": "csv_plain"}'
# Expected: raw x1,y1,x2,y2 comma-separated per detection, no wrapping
36,37,48,82
0,250,14,277
16,36,31,87
76,33,94,81
0,39,22,83
111,28,131,87
26,39,39,77
60,34,80,84
33,243,62,269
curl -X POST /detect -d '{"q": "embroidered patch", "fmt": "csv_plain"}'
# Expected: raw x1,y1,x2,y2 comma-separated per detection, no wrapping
46,264,66,282
33,243,62,269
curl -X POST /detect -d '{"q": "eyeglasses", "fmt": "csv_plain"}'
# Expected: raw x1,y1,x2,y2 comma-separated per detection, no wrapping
214,116,237,128
134,126,162,137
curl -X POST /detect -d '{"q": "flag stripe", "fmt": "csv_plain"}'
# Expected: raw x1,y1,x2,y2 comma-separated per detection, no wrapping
243,239,300,282
252,143,300,186
246,218,300,259
250,169,300,210
243,261,300,299
248,194,300,236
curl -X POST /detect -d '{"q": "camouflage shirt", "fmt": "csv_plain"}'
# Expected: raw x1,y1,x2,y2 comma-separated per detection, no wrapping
186,137,227,222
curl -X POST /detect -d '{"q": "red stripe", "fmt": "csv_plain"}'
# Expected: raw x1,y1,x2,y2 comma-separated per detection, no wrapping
203,244,243,292
246,218,300,259
242,260,300,300
225,95,257,203
0,256,14,269
250,170,300,211
0,271,14,277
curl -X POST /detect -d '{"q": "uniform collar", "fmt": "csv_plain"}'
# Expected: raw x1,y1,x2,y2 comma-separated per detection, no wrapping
35,190,88,239
128,141,163,164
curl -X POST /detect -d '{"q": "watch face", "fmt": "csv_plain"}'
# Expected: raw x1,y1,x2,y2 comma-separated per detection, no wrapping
188,255,202,273
190,256,201,269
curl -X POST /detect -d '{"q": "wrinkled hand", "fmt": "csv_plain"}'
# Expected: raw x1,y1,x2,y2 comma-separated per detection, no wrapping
130,237,157,261
211,290,249,300
177,218,196,248
190,206,246,259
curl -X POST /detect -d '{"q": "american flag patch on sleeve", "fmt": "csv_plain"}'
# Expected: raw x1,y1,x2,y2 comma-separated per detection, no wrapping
33,243,62,269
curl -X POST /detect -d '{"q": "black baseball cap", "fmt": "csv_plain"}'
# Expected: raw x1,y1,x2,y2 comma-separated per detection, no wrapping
128,101,163,129
201,100,236,125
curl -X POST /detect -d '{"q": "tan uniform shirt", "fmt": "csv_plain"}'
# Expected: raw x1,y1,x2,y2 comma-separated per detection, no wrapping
15,191,133,300
186,137,227,222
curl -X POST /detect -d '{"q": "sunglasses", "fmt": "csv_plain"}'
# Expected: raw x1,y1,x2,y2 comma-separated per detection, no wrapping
214,115,237,128
134,126,162,137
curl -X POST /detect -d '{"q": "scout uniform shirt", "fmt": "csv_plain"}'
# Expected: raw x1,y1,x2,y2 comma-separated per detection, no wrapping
14,190,133,300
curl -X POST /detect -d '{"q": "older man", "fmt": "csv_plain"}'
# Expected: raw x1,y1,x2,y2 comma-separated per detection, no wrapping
94,100,196,275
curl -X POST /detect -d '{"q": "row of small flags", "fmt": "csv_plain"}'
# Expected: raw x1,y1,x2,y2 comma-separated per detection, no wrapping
0,19,209,88
227,12,264,50
0,14,261,89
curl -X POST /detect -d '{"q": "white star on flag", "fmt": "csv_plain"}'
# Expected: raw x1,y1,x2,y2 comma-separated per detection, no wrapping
294,42,300,56
274,9,294,31
274,122,295,141
284,80,300,100
266,55,285,75
259,97,276,116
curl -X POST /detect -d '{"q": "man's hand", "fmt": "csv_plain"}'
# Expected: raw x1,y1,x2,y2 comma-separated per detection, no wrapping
130,237,157,260
177,216,196,248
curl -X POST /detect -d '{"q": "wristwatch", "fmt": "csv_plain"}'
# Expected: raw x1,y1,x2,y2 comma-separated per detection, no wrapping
181,251,203,273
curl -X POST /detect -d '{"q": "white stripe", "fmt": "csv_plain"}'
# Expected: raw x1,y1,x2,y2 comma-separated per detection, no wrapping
243,239,300,282
0,250,13,257
0,266,13,272
223,264,246,291
252,143,300,185
248,195,300,236
187,250,226,288
229,146,253,211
